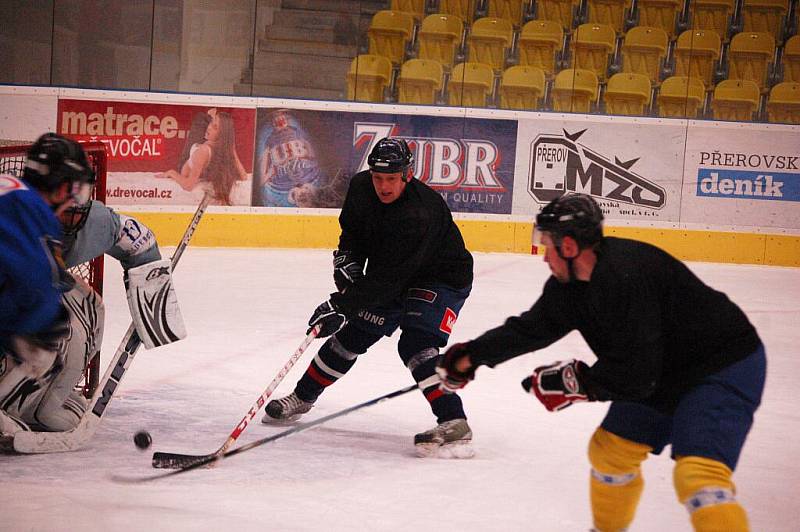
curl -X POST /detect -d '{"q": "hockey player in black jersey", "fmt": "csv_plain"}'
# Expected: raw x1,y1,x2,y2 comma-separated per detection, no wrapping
437,193,764,531
263,137,475,458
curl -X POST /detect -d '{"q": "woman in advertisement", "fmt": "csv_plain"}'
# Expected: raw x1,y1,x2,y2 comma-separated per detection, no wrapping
157,108,247,205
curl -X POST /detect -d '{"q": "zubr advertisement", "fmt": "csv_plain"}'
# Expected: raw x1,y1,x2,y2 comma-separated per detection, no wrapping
253,108,517,214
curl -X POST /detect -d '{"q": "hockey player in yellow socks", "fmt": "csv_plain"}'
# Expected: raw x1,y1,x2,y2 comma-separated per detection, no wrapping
436,194,767,531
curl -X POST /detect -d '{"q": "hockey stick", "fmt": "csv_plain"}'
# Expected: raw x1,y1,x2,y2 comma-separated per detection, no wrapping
12,192,213,454
112,383,417,483
151,325,321,469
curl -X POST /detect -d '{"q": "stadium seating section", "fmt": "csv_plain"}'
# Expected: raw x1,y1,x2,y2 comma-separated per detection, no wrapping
347,0,800,124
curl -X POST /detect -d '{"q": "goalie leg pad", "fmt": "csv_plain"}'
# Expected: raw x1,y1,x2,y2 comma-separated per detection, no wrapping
33,280,101,431
126,259,186,349
674,456,749,532
588,427,651,532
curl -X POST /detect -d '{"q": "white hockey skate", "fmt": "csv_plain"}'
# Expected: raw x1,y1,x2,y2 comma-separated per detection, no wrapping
261,392,314,424
414,418,474,459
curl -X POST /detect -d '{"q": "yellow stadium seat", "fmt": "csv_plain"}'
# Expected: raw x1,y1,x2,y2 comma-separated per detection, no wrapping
551,68,599,112
728,31,776,90
689,0,735,40
391,0,426,21
418,14,464,69
467,17,514,71
346,54,393,102
622,26,669,83
397,59,445,104
448,62,495,107
742,0,789,41
587,0,629,34
571,23,617,81
536,0,581,31
604,72,652,115
674,29,722,88
636,0,682,37
440,0,477,22
767,81,800,123
711,79,761,121
499,65,547,109
782,35,800,83
368,10,416,65
487,0,528,27
518,20,564,76
657,76,706,117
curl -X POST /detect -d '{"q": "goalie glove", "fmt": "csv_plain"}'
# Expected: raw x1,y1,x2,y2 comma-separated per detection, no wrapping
436,343,476,393
332,250,364,292
125,259,186,349
522,359,591,412
308,297,347,338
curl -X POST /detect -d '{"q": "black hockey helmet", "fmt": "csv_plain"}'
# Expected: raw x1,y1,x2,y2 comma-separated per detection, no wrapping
367,137,413,178
24,133,96,231
24,133,95,192
534,193,604,249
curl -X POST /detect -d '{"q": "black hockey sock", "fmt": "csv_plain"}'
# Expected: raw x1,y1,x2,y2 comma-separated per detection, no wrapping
295,336,359,403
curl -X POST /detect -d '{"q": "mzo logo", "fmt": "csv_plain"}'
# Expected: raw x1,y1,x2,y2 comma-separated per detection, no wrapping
528,129,665,208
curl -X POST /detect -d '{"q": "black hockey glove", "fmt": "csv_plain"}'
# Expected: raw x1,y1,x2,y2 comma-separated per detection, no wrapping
522,359,591,412
332,250,364,292
308,297,347,338
436,342,477,393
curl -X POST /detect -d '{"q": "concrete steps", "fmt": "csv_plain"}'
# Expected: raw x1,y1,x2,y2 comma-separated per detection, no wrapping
235,0,389,98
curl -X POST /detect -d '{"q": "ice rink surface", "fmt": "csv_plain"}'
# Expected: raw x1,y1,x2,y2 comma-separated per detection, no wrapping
2,247,798,531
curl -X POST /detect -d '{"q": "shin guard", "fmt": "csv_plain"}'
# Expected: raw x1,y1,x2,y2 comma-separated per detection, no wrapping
588,428,652,532
673,456,749,532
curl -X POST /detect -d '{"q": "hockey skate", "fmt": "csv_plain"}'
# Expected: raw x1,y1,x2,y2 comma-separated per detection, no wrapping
261,392,314,424
414,418,474,459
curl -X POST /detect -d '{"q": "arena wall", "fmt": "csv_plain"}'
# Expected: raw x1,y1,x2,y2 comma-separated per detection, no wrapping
2,85,798,266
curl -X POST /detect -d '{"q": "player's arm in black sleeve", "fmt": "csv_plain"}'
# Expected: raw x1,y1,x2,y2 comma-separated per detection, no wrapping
467,282,574,368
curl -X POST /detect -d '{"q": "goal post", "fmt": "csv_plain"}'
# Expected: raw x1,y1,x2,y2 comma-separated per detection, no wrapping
0,140,108,398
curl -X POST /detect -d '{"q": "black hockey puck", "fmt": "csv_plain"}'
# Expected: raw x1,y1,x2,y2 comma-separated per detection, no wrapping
134,430,152,450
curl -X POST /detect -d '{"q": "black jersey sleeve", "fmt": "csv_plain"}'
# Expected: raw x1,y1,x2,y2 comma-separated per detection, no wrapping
467,279,574,367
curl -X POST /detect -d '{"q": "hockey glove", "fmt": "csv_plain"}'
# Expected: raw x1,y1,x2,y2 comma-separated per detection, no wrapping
308,298,347,338
522,359,590,412
333,250,364,292
436,343,476,393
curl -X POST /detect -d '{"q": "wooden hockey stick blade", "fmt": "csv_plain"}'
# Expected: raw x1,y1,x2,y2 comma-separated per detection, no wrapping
12,193,212,454
150,325,321,469
112,384,417,483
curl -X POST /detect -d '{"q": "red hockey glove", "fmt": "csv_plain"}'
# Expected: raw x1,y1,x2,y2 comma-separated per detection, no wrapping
436,343,476,393
522,359,590,412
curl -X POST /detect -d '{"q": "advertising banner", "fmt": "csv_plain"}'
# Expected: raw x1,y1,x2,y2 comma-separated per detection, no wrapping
253,108,517,214
512,115,685,223
681,121,800,231
57,99,255,206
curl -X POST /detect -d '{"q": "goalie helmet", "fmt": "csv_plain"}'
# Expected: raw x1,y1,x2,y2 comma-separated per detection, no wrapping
367,137,413,179
24,133,96,233
535,193,604,249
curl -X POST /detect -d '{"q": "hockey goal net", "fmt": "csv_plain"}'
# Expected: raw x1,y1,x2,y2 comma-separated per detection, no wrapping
0,140,108,398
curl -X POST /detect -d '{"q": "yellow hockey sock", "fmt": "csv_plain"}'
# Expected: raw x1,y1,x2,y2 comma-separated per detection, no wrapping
673,456,749,532
588,428,652,532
